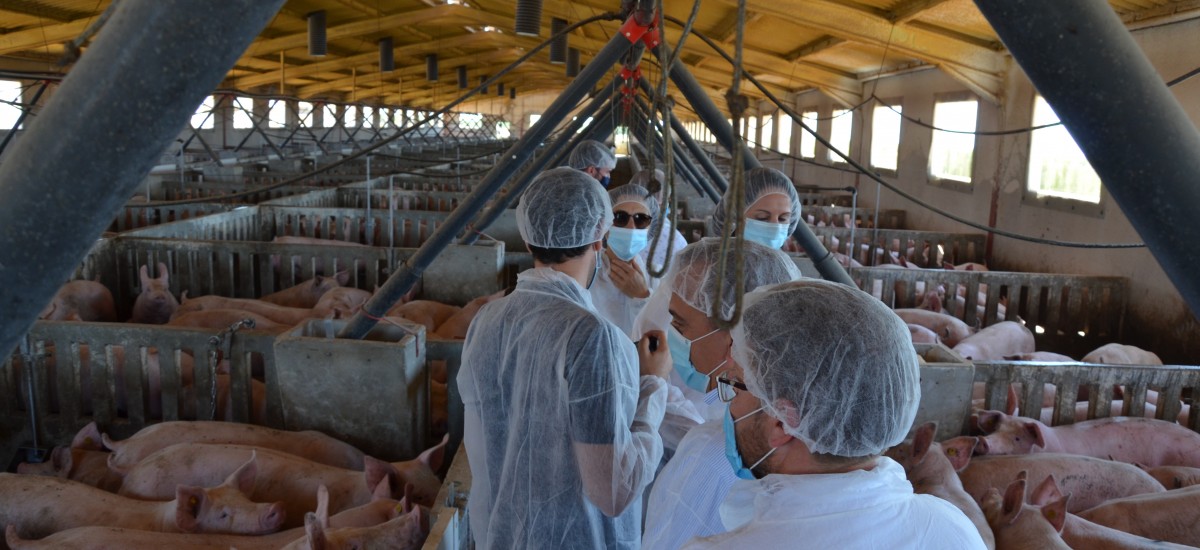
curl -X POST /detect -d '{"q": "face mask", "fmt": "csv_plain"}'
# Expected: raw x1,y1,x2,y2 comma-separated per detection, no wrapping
723,405,777,480
667,325,727,393
743,218,790,249
607,227,649,261
586,247,601,290
599,174,611,188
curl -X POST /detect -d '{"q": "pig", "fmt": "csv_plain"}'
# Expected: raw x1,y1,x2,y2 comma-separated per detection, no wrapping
388,300,461,333
179,374,269,425
884,423,993,549
129,263,179,324
1082,343,1163,366
174,293,314,326
894,308,973,348
16,446,123,493
119,438,447,529
433,289,506,339
1135,464,1200,490
1003,352,1076,362
312,287,373,319
972,411,1200,467
168,309,285,333
102,420,366,472
946,262,989,272
908,323,941,344
1029,474,1196,550
1037,400,1192,426
953,321,1035,361
0,458,285,540
978,474,1070,550
1076,485,1200,546
4,482,404,550
958,453,1164,513
39,280,116,322
261,272,348,308
280,506,428,550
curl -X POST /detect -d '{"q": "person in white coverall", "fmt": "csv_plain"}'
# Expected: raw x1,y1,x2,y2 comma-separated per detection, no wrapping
568,139,617,188
588,184,661,338
628,168,688,273
707,167,801,250
457,166,673,550
681,279,986,549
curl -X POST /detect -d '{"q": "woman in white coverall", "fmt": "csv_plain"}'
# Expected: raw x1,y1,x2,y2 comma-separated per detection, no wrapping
707,167,801,250
589,184,661,338
457,167,673,550
628,168,688,273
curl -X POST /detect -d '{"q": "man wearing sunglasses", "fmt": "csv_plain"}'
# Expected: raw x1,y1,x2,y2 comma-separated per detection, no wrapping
588,184,660,337
682,280,984,549
568,139,617,188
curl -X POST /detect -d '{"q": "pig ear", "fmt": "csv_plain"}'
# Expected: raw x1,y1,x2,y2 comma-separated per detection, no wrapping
313,275,325,287
304,512,328,550
6,525,25,547
180,291,189,304
364,455,399,497
334,270,350,286
1005,385,1018,416
1041,492,1069,533
71,421,104,450
1029,474,1061,506
139,265,151,286
51,446,74,474
911,422,936,463
1001,478,1026,526
156,262,170,282
976,410,1003,434
1027,422,1048,451
174,485,205,533
371,477,392,501
315,485,331,529
410,504,429,535
419,435,450,472
941,437,977,472
223,452,258,495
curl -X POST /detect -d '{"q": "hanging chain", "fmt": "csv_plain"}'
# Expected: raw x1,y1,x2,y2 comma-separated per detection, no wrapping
206,318,256,420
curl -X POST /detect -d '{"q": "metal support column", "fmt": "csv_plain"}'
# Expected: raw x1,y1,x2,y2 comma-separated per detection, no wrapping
975,0,1200,318
337,7,655,339
639,79,729,194
0,0,286,360
633,96,720,202
460,79,620,245
630,114,707,198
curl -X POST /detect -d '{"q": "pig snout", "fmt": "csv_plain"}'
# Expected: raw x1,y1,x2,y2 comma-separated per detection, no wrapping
973,437,991,455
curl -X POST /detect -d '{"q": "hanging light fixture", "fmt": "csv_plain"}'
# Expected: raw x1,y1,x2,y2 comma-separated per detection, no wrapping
457,66,468,89
307,11,327,57
514,0,543,37
549,18,568,64
497,82,505,96
426,54,438,81
479,75,488,94
379,38,394,72
566,48,581,77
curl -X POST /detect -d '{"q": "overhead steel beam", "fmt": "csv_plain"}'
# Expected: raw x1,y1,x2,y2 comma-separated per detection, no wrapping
975,0,1200,318
637,78,729,195
0,0,286,361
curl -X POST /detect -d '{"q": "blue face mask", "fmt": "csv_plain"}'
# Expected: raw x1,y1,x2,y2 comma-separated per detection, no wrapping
743,219,791,249
607,227,649,261
723,405,777,480
599,174,611,188
667,325,727,393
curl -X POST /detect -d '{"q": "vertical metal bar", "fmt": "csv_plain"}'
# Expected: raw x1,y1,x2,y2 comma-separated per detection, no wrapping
337,24,640,339
975,0,1200,318
0,0,286,361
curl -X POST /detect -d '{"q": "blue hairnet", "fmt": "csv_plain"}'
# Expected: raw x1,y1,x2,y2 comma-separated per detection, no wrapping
517,167,612,248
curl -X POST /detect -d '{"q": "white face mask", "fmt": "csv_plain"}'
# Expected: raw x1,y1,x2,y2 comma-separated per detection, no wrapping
607,227,649,261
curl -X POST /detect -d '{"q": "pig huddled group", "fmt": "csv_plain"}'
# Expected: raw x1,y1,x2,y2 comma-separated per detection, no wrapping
887,415,1200,549
6,421,444,549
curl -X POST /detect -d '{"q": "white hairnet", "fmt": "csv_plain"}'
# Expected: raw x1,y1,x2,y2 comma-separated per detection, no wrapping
708,167,801,237
608,184,659,220
732,279,920,458
568,139,617,170
517,167,612,248
629,168,665,194
667,238,802,321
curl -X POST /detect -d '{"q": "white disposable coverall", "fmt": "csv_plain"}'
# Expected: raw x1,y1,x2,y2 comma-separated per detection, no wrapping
589,252,658,339
458,267,668,550
640,221,688,274
682,457,987,550
642,420,734,550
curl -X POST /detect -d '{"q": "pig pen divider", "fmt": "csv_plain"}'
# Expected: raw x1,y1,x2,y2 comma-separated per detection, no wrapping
801,206,907,230
108,202,235,233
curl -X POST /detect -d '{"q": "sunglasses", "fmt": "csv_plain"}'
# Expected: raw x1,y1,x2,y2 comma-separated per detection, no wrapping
716,374,749,403
613,210,652,229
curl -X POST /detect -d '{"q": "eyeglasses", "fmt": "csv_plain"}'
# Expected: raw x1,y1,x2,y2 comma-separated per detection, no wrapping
613,210,652,229
717,374,749,403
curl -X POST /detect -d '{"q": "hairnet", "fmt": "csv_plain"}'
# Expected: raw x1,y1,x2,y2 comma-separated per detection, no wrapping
707,167,801,237
568,140,617,171
629,168,665,195
517,167,612,248
732,279,920,457
666,237,802,321
608,184,659,220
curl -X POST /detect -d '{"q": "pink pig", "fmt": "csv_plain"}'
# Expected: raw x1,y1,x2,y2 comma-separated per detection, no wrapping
978,473,1070,550
952,321,1034,361
39,280,117,322
958,453,1164,513
261,272,349,308
129,263,179,324
973,411,1200,468
1029,474,1195,549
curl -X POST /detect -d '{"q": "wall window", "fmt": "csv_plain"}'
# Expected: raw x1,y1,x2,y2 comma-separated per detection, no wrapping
343,105,358,128
190,95,215,129
745,116,757,146
268,100,286,129
828,109,852,162
0,80,23,130
777,115,793,155
761,114,774,151
495,121,512,139
870,102,902,172
928,98,978,183
323,104,339,127
1027,95,1102,203
297,102,314,126
363,107,377,128
232,98,254,129
798,109,817,158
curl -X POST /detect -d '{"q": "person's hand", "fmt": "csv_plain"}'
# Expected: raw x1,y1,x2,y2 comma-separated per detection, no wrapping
606,248,650,299
637,329,672,379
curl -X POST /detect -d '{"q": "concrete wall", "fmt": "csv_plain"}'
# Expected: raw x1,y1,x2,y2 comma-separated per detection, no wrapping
775,17,1200,363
